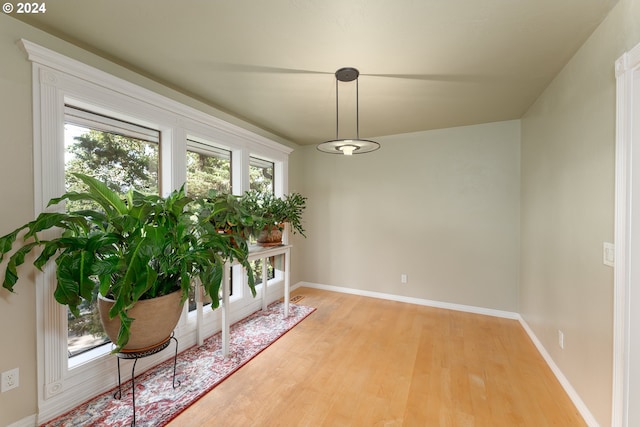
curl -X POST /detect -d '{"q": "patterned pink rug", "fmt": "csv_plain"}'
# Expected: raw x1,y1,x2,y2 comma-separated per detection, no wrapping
42,302,315,427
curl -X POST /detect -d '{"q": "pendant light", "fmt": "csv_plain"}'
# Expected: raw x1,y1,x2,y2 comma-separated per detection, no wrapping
317,67,380,155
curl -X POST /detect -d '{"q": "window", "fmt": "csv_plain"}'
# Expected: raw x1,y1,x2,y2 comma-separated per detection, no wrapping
23,39,292,422
65,106,159,194
186,141,231,197
249,156,274,193
185,141,232,311
249,156,276,284
64,107,160,362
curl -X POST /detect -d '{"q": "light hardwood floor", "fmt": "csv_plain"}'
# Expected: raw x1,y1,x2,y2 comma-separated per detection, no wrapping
168,287,585,427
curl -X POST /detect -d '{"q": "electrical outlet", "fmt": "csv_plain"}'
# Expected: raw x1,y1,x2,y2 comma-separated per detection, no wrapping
1,368,19,392
558,330,564,350
401,274,408,284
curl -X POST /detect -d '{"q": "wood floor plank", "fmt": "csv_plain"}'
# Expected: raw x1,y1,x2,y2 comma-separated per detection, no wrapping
167,288,586,427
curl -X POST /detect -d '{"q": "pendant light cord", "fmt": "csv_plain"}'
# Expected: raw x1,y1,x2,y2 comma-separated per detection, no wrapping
335,73,361,140
335,76,339,140
356,78,359,140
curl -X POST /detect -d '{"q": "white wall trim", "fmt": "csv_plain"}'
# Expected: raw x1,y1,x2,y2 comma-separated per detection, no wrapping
17,39,293,157
7,414,36,427
612,49,631,427
612,39,640,427
295,281,520,319
518,317,600,427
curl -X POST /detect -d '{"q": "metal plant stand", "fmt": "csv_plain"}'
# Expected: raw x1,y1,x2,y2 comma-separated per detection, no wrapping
114,334,180,426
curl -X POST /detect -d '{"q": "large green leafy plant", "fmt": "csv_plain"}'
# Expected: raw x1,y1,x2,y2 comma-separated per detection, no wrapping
0,173,253,350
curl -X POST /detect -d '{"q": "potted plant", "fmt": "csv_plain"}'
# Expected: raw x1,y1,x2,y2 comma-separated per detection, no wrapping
0,173,254,352
198,190,260,241
241,190,307,246
192,189,257,287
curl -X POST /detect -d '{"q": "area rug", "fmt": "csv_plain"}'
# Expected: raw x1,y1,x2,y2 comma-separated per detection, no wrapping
42,302,315,427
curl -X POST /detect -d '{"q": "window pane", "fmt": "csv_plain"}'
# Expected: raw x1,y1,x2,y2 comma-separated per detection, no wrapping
65,126,159,199
251,257,275,285
186,143,232,311
186,143,231,197
249,157,276,282
249,156,274,194
64,111,160,360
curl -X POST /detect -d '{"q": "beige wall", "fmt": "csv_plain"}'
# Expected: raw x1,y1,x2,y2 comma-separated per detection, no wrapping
292,121,521,312
0,15,38,427
520,0,640,425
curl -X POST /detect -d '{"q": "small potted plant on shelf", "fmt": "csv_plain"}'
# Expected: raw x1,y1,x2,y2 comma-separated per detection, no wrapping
241,190,307,246
198,190,258,241
0,173,254,352
193,190,257,281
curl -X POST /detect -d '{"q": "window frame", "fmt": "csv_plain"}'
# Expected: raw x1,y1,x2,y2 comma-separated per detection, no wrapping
64,109,162,365
21,39,292,423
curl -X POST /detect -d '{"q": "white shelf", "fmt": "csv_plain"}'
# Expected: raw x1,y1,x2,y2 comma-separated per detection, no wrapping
197,244,292,356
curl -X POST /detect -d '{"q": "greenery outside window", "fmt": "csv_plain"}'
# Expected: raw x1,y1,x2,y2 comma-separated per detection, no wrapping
186,141,231,197
249,156,274,194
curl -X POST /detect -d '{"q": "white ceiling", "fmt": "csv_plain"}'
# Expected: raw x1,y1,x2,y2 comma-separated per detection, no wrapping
15,0,617,145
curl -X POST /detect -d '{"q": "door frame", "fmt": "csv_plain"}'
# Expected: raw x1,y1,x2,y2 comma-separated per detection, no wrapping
613,40,640,427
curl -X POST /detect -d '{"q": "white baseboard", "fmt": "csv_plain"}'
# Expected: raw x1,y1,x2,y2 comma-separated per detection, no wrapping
518,318,600,427
295,281,599,427
7,414,37,427
296,281,520,319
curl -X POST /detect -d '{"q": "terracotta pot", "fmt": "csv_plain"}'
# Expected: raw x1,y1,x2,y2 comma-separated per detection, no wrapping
256,226,283,247
98,289,184,352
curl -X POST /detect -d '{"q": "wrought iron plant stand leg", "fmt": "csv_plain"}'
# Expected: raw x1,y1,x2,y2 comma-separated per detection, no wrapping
114,334,180,426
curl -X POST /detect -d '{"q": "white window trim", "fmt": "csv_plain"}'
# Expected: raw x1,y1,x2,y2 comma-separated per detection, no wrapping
19,39,293,423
